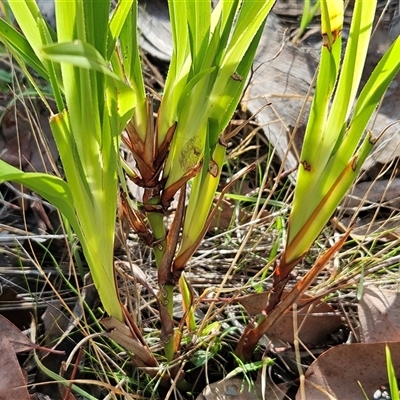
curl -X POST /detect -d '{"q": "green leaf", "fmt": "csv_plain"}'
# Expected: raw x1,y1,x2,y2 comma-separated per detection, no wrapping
286,0,382,263
7,0,44,59
215,0,275,87
82,0,110,58
187,0,211,74
108,0,134,59
49,111,93,210
1,0,129,324
298,36,341,175
288,34,342,252
0,19,47,78
36,17,64,111
176,67,216,113
347,34,400,144
324,0,375,150
157,1,190,142
49,111,123,322
209,19,267,131
41,40,120,80
119,1,147,138
176,127,226,262
286,133,374,263
0,160,79,235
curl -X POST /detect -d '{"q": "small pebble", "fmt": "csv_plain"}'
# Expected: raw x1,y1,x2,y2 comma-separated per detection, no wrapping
373,387,391,400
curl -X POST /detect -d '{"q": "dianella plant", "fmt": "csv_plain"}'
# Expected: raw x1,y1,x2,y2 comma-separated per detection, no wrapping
124,0,276,361
236,0,400,360
0,0,276,376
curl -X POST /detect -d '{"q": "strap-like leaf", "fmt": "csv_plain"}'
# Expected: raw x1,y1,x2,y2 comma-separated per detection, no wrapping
0,19,47,78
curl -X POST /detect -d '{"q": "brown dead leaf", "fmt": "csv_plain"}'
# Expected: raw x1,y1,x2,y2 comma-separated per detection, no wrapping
209,198,268,231
334,214,400,241
235,291,270,315
0,98,57,173
101,316,159,371
58,384,77,400
299,342,400,400
0,335,30,400
343,179,400,211
337,178,400,240
236,292,341,345
0,287,32,330
358,286,400,343
0,98,59,232
0,314,36,353
116,261,157,296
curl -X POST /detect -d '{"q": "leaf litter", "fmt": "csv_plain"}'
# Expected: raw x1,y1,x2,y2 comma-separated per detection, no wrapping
236,291,341,345
300,286,400,399
359,285,400,343
0,314,67,400
0,335,31,400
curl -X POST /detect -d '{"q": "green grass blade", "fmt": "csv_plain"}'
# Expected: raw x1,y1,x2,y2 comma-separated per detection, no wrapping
209,20,267,130
163,0,275,192
168,0,189,75
49,110,123,321
211,0,275,94
297,36,341,172
386,345,399,400
36,17,64,110
34,352,98,400
0,19,48,78
177,133,226,263
321,37,400,211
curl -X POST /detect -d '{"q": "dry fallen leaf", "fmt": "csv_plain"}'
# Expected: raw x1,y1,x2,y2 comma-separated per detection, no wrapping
298,342,400,400
0,99,57,173
101,316,159,372
358,285,400,343
0,335,30,400
0,98,59,232
58,384,77,400
0,287,32,330
209,198,268,231
335,214,400,241
237,292,341,345
343,179,400,211
0,314,36,354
